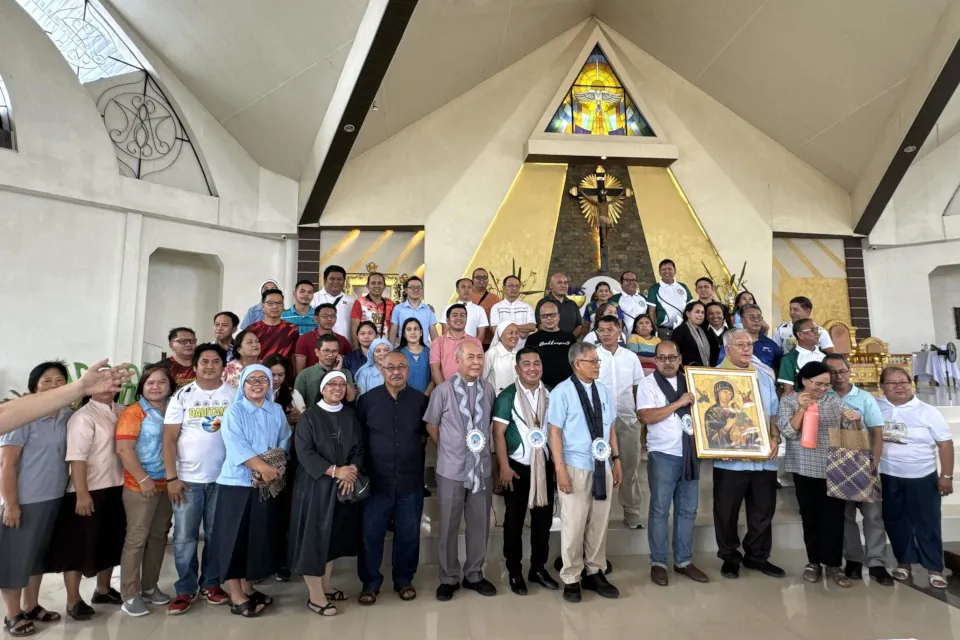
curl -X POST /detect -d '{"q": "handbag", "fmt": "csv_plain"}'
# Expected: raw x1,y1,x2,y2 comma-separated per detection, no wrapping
336,473,371,503
825,417,880,503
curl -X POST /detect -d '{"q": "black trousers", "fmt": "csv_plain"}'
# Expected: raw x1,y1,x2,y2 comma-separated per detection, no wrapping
502,459,555,576
712,468,777,564
793,473,846,567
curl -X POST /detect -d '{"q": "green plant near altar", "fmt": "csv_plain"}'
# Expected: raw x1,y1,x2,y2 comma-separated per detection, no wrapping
702,261,749,310
488,259,543,300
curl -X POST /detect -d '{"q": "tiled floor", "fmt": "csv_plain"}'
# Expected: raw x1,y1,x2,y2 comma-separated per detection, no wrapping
20,549,960,640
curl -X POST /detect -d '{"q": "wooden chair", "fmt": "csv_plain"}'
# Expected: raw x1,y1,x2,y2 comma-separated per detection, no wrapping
823,320,855,355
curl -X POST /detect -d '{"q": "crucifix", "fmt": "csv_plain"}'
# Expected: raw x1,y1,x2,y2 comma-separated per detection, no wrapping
569,166,634,272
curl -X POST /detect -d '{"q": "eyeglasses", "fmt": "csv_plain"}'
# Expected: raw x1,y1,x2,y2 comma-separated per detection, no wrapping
383,364,409,373
621,277,638,283
540,313,559,319
808,382,831,390
828,369,849,376
798,327,819,334
883,381,912,388
262,301,284,307
406,285,423,291
729,342,754,349
742,314,763,321
173,339,197,345
318,349,340,357
245,376,269,386
655,355,679,363
577,358,601,365
473,275,488,281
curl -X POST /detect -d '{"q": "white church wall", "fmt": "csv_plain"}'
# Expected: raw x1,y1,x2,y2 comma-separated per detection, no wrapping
323,19,849,314
0,0,299,234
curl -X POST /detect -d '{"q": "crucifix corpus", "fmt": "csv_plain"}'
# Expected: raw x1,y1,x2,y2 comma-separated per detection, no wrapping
569,166,634,272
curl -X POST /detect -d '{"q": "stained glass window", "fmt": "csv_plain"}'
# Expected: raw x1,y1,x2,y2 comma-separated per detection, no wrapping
546,44,655,137
13,0,213,194
0,74,12,150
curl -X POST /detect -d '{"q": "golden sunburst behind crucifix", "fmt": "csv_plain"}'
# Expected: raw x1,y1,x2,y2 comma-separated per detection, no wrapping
568,165,634,272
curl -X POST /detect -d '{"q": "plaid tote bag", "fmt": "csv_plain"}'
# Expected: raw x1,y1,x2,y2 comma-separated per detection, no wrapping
825,420,880,503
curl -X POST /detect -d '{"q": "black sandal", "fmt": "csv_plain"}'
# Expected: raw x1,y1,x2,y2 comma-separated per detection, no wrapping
396,585,417,601
247,590,273,607
307,600,337,616
324,589,347,602
229,600,265,618
21,607,60,623
67,601,95,621
358,590,378,606
3,614,35,638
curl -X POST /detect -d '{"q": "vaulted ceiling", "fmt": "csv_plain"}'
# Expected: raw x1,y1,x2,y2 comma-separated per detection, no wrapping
105,0,954,195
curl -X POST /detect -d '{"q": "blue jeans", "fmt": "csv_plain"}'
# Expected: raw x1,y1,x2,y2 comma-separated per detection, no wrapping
358,490,424,591
172,481,219,595
647,451,700,568
881,472,943,572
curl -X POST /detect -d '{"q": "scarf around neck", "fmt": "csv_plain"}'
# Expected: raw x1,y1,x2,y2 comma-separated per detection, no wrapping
516,383,549,507
571,376,607,500
652,370,699,481
452,373,486,493
686,321,711,366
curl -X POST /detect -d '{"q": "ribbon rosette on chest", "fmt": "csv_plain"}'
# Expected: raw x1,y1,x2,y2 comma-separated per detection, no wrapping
527,428,547,449
466,429,486,453
591,437,611,461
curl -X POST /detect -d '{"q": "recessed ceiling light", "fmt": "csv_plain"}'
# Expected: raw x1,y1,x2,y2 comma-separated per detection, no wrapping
344,124,356,133
903,145,917,153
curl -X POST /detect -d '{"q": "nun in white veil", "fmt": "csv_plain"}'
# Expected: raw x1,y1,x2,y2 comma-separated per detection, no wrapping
483,321,521,395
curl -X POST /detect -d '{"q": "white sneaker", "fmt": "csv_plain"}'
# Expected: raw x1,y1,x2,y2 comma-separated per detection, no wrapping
122,597,151,617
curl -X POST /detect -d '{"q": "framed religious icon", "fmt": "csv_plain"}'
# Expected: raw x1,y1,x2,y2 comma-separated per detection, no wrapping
684,366,771,460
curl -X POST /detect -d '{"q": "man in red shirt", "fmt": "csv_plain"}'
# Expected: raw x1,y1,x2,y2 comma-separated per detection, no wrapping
167,327,197,388
248,288,299,371
294,303,353,374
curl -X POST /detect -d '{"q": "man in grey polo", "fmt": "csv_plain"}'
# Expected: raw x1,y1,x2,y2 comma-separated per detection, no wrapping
425,340,496,601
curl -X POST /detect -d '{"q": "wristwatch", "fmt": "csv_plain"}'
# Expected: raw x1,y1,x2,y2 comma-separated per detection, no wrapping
611,455,621,462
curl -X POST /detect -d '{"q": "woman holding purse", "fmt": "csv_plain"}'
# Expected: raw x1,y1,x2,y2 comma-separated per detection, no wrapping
778,361,863,588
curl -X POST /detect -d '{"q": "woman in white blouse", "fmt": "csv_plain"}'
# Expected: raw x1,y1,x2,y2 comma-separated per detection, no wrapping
484,322,520,395
877,366,954,589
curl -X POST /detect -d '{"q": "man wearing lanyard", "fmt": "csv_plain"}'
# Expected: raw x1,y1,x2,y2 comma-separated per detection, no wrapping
548,342,622,603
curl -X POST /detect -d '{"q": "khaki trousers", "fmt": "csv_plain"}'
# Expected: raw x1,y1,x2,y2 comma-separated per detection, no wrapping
558,464,614,585
616,418,644,524
121,488,173,599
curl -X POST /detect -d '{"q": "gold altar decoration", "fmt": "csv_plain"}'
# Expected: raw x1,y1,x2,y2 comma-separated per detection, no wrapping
821,320,913,387
344,262,407,302
569,166,633,230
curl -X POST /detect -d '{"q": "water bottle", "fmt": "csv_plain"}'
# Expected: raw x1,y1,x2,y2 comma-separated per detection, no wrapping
800,402,819,449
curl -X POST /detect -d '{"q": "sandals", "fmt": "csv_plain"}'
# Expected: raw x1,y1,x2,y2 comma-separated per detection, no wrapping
67,601,95,621
801,563,822,583
324,589,347,602
929,573,949,589
358,590,378,606
892,567,912,581
826,567,852,588
307,600,338,616
229,600,265,618
3,614,35,638
396,585,417,601
21,607,59,623
247,590,273,607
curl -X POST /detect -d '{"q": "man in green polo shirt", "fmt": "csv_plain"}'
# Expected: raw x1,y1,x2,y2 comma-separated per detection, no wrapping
492,347,559,596
776,318,825,393
294,334,357,406
823,354,892,586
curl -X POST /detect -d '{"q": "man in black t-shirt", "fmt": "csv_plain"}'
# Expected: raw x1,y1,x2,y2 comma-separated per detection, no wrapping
525,301,576,389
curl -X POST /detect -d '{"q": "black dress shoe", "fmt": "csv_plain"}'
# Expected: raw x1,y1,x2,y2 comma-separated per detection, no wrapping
869,566,895,586
462,577,497,597
562,582,582,603
844,561,863,579
508,574,527,595
91,587,123,605
721,561,740,579
436,583,459,601
743,559,785,578
528,568,560,591
581,571,619,598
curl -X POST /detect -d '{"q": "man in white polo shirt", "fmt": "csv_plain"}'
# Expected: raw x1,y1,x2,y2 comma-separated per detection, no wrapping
489,275,536,348
613,271,650,334
311,265,356,341
595,315,645,529
441,278,489,342
646,259,692,340
772,296,834,355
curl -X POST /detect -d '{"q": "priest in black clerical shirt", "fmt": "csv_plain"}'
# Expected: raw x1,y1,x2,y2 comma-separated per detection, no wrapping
525,301,576,389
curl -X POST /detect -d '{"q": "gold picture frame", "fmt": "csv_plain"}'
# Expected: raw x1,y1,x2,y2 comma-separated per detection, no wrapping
684,366,771,460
